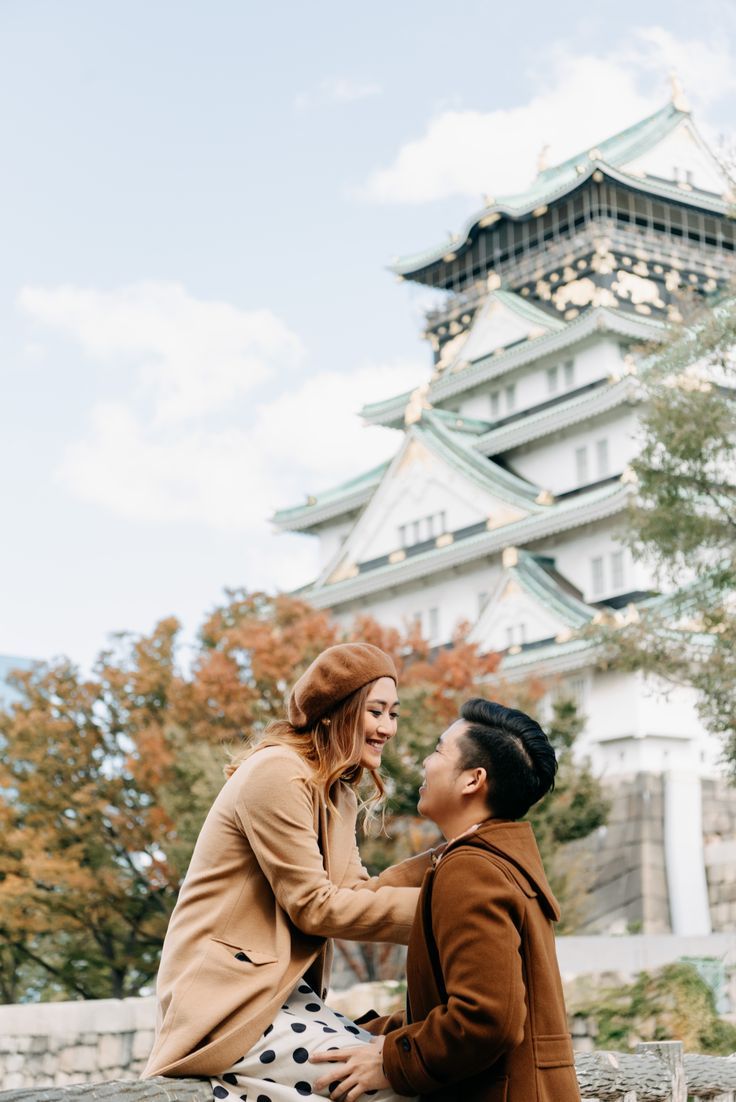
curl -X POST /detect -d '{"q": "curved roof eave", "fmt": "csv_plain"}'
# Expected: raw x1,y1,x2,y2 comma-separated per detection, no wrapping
390,162,731,281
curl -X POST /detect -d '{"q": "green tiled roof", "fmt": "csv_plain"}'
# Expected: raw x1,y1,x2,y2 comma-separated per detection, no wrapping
361,307,664,429
509,551,594,629
273,460,389,531
391,103,730,279
417,410,541,507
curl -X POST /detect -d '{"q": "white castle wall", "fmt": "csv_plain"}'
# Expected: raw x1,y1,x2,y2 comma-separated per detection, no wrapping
510,409,639,496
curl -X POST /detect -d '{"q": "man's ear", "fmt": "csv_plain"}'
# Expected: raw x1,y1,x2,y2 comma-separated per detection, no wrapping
462,766,487,795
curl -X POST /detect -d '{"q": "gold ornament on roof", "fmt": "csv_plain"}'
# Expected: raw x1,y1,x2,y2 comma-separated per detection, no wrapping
404,384,431,426
536,144,550,174
669,71,690,113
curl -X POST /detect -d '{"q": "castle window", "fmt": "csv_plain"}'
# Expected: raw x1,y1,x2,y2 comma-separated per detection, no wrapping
610,550,625,589
563,360,575,388
505,383,516,411
575,445,589,484
401,511,447,549
490,391,500,418
591,556,605,595
596,438,610,477
546,366,559,394
477,591,488,616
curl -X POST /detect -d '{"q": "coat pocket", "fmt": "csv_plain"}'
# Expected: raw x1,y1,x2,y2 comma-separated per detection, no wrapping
209,936,278,965
535,1033,575,1068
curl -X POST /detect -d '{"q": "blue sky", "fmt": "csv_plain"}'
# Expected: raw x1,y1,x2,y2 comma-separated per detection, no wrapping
2,0,736,669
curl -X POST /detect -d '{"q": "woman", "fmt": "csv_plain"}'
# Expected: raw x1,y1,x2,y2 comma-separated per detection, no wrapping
143,643,429,1101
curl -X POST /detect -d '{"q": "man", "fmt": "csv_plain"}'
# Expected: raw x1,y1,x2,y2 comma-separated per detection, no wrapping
313,698,581,1102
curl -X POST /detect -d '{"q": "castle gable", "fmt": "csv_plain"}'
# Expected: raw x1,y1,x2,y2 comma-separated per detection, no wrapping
318,416,540,587
471,549,593,653
621,117,732,198
434,290,561,375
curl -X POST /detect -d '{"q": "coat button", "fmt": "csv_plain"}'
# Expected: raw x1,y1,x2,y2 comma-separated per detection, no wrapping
401,1037,411,1052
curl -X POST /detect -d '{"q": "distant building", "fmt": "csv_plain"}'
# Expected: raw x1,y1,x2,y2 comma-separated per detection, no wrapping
275,96,736,935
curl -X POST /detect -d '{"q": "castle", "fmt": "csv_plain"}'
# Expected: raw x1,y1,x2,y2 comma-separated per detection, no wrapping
275,92,736,936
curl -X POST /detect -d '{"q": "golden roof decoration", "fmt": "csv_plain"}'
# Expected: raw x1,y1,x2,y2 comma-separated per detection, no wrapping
404,383,431,426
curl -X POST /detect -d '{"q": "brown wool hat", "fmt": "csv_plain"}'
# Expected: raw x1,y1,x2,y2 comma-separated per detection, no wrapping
288,643,397,729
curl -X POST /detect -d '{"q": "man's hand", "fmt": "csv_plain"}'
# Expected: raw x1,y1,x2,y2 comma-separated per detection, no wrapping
311,1036,390,1101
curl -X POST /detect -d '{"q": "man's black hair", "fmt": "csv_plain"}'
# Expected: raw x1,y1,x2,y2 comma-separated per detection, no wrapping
458,698,557,820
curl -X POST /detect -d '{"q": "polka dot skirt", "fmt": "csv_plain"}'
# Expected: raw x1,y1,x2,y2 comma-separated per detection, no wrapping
210,978,413,1102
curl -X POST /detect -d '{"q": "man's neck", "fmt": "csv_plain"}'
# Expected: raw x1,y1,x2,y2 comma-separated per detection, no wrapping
438,807,494,845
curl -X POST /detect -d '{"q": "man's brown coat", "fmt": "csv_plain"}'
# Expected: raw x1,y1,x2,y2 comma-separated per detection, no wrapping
142,744,428,1078
374,820,580,1102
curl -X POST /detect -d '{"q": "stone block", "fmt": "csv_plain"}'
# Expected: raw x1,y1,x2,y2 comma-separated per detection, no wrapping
58,1047,82,1074
1,1073,27,1090
97,1033,123,1070
41,1053,57,1076
4,1054,25,1073
132,1030,154,1062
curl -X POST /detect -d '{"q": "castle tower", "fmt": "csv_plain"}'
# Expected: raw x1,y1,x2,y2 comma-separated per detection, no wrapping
274,99,736,935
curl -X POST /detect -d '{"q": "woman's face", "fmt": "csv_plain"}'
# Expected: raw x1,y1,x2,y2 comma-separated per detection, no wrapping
359,676,399,770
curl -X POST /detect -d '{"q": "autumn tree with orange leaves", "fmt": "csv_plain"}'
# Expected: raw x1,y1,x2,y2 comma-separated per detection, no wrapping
0,590,603,1000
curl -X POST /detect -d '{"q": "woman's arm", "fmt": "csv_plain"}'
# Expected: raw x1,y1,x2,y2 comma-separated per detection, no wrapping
341,829,441,892
233,752,418,943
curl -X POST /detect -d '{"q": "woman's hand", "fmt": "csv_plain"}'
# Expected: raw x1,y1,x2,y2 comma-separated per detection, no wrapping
311,1036,389,1101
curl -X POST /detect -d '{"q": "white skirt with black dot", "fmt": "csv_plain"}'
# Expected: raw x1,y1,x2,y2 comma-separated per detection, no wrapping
210,978,413,1102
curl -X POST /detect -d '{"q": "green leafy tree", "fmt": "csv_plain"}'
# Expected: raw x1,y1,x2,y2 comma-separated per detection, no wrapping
602,292,736,764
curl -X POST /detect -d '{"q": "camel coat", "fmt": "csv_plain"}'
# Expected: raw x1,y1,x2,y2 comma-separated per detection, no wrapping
373,820,580,1102
142,744,429,1079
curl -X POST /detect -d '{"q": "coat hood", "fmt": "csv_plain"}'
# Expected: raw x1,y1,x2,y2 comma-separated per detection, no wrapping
447,820,561,922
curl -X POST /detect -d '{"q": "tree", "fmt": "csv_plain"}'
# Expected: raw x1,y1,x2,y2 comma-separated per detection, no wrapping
0,592,608,999
603,292,736,765
0,596,337,1002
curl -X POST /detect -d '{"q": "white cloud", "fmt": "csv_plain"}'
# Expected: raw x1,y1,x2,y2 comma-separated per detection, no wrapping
18,282,303,424
362,29,736,203
21,280,427,589
294,77,382,112
55,354,423,540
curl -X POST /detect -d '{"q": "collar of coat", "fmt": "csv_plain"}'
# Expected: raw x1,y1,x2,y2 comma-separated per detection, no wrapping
432,819,561,922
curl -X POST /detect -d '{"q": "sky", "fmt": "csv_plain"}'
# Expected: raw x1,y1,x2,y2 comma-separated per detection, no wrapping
2,0,736,670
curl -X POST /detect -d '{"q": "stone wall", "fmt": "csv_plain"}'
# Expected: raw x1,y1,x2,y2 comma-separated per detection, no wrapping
703,777,736,930
562,773,671,934
0,998,156,1091
0,984,410,1091
5,942,736,1092
1,981,602,1091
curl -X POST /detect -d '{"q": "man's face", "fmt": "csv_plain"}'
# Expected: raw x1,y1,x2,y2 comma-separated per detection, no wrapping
417,719,470,825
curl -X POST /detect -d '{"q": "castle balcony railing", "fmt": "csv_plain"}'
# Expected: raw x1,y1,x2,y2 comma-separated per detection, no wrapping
424,203,736,330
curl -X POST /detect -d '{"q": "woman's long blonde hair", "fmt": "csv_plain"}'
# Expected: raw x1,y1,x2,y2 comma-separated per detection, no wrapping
225,680,387,815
